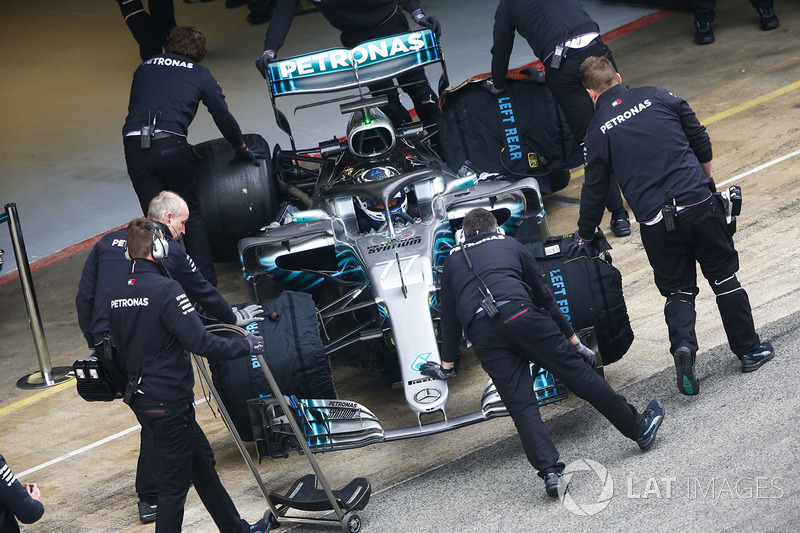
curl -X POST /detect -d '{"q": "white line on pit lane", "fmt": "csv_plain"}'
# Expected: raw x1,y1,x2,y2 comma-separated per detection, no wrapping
17,398,209,480
555,148,800,226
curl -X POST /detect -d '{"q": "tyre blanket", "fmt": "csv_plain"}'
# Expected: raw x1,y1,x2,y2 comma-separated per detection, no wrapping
438,76,582,182
523,232,634,365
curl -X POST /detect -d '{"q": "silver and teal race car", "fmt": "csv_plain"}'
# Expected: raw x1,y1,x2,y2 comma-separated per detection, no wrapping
197,30,576,456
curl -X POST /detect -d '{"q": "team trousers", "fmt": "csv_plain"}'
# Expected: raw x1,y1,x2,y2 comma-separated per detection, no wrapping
694,0,774,20
132,397,249,532
468,301,645,475
116,0,176,61
544,39,626,217
136,425,158,504
123,135,217,286
640,196,761,357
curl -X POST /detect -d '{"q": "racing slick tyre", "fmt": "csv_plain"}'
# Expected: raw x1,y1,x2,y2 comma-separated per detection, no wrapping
543,169,571,195
195,133,279,262
209,292,337,442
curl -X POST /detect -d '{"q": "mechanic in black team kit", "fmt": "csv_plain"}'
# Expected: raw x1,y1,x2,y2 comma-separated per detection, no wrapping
255,0,442,130
489,0,630,237
76,191,263,524
123,26,265,287
421,208,664,497
0,453,44,532
570,57,774,396
108,218,271,533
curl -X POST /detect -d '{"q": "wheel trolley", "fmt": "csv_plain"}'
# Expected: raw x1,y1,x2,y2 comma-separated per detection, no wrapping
193,325,371,532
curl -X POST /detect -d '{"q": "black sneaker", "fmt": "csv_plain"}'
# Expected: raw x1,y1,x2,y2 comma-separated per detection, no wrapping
250,515,272,533
636,399,665,451
741,341,775,373
694,19,715,45
757,8,779,30
543,471,566,497
673,346,699,396
138,501,157,524
610,217,631,237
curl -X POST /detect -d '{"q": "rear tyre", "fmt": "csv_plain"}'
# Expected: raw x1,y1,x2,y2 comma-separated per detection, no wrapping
195,133,279,262
543,169,571,194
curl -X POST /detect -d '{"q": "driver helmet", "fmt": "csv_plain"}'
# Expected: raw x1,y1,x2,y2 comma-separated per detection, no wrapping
352,166,407,227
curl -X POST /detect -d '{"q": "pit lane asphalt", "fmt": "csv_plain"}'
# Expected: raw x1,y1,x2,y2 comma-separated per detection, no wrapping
357,311,800,532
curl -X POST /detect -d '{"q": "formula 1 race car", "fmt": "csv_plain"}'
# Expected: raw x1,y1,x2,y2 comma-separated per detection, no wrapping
196,30,620,457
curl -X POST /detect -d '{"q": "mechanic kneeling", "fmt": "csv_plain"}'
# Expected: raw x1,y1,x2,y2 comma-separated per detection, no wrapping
108,218,271,533
422,208,665,497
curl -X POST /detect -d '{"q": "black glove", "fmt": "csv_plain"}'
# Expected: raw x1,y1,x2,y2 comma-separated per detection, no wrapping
573,341,597,368
419,361,455,380
565,231,593,257
245,333,265,355
232,304,265,326
479,79,504,95
230,145,267,167
413,12,441,35
706,178,716,193
255,49,277,78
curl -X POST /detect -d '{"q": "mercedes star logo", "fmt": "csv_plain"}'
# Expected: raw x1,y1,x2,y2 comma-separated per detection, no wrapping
414,388,442,404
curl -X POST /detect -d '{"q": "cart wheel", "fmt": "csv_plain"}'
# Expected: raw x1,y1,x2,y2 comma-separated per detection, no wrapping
342,512,362,533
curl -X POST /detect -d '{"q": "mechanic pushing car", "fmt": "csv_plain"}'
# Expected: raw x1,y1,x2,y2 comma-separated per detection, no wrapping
255,0,442,130
108,218,271,533
569,56,774,396
488,0,630,238
123,26,266,287
75,191,264,524
421,208,665,497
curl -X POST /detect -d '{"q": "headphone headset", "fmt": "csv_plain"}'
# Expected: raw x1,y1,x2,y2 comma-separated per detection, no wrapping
124,219,170,261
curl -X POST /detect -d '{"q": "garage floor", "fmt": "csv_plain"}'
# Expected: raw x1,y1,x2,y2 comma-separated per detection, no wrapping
1,1,799,532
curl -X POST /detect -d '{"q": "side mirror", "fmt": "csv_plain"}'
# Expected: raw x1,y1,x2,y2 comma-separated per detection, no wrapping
443,173,478,195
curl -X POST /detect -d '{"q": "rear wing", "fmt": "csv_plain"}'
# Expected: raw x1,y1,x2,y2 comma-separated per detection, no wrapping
264,29,448,148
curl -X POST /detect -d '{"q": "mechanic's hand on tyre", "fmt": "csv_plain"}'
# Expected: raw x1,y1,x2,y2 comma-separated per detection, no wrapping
479,79,504,95
233,304,265,326
419,361,455,380
230,145,267,167
573,341,597,368
245,333,265,355
519,66,546,83
413,12,441,36
565,231,593,257
255,49,277,78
